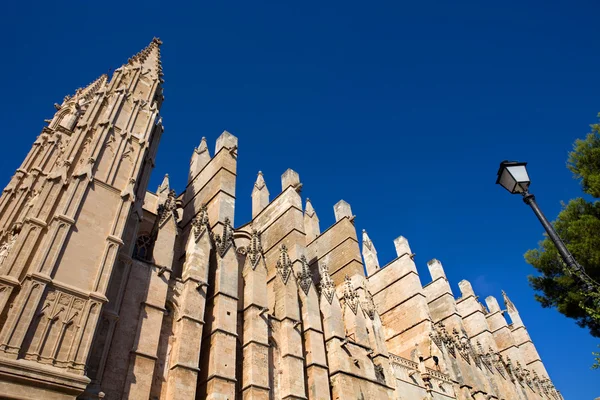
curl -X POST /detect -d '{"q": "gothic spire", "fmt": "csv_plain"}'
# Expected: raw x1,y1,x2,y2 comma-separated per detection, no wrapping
157,174,170,204
252,171,269,218
362,229,380,276
66,74,108,104
126,37,163,78
501,290,516,312
304,198,320,243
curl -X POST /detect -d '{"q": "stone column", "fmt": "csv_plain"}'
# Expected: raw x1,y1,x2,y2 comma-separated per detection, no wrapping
241,230,270,399
165,209,212,399
272,244,306,400
198,219,239,400
296,255,330,400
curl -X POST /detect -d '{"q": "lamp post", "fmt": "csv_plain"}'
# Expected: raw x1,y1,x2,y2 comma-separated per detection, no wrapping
496,161,597,292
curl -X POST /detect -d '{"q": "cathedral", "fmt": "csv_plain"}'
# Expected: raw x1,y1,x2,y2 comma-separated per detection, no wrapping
0,39,562,400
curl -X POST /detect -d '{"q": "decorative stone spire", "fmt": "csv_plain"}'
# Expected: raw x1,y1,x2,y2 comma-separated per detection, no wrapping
297,255,313,294
157,174,170,204
251,171,269,218
127,37,163,78
342,275,360,315
247,229,263,270
362,229,380,276
276,244,293,285
318,264,336,304
189,137,211,183
304,198,320,243
502,290,523,326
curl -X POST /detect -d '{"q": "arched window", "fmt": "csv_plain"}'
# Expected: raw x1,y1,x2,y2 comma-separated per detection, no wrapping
134,234,153,261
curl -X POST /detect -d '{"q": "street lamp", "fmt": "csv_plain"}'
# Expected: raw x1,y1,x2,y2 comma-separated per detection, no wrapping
496,160,597,292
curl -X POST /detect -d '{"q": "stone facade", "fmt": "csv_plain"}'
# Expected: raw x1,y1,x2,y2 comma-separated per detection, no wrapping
0,39,562,400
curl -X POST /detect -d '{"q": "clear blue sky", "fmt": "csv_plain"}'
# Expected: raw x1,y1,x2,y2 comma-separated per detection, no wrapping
2,1,599,397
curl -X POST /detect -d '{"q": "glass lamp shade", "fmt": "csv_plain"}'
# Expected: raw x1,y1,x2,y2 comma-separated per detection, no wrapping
496,161,530,194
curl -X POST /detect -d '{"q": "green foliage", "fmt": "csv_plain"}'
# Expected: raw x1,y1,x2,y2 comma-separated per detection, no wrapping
593,346,600,370
525,199,600,336
568,115,600,198
525,115,600,339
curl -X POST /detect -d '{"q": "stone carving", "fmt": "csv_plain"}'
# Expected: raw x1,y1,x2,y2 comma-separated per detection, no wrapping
374,364,386,384
362,289,376,320
342,275,360,315
297,255,312,294
276,244,293,285
191,204,210,240
0,224,21,266
212,217,235,258
318,263,336,304
246,229,263,270
430,322,456,358
157,190,178,224
24,288,85,368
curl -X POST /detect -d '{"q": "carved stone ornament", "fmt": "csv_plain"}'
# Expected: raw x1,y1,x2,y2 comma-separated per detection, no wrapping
276,244,293,285
191,204,210,240
297,255,313,295
212,217,235,258
361,289,376,320
157,189,178,224
374,364,386,384
430,322,456,358
318,263,336,304
247,229,263,270
0,224,21,267
342,275,360,315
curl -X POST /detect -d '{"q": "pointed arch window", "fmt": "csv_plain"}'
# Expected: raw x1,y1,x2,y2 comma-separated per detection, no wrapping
133,233,154,262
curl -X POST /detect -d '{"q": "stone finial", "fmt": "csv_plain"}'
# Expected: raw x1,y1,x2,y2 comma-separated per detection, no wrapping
189,137,211,183
502,290,523,326
251,171,270,218
362,230,380,276
458,280,475,298
393,236,412,258
281,169,301,192
427,259,446,281
215,130,238,154
333,200,354,222
304,198,320,243
485,296,501,313
157,173,170,203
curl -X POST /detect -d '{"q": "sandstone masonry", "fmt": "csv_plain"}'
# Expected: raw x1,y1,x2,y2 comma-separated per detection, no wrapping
0,39,562,400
